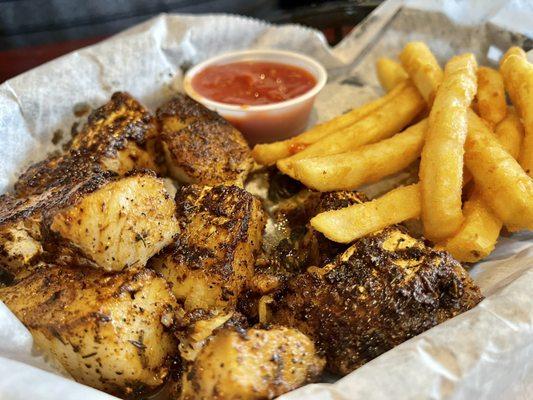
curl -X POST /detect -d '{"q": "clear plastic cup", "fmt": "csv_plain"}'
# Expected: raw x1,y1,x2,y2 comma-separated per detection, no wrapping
183,49,327,145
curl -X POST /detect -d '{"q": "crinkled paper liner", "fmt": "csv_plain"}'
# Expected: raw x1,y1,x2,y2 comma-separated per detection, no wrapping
0,0,532,399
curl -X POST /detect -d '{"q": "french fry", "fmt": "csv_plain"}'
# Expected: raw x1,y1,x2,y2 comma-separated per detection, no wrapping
465,110,533,230
274,44,530,260
288,119,427,191
439,109,524,262
439,190,501,263
500,48,533,176
312,109,527,248
400,42,444,105
277,83,425,175
419,54,478,242
251,82,407,165
499,46,526,67
476,66,507,127
310,184,421,243
376,58,409,92
499,47,527,111
494,107,524,159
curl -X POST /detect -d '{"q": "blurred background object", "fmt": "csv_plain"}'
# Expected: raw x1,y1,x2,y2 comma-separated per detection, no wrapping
0,0,381,82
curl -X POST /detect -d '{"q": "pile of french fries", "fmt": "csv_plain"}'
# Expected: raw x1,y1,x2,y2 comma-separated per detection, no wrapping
252,42,533,263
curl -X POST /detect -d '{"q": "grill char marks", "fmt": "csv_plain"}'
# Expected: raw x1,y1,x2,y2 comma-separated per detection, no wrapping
157,94,253,186
0,263,179,398
1,170,179,277
74,91,156,155
153,184,265,312
44,170,180,272
15,92,160,198
271,226,483,375
14,150,105,199
179,326,325,400
2,93,169,278
258,190,368,286
0,170,116,280
151,184,265,361
239,190,367,323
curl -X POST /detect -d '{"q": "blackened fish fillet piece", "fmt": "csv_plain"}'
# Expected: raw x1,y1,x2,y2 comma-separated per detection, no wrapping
0,263,179,398
0,170,179,277
14,92,160,198
151,184,265,360
157,94,253,186
270,226,483,375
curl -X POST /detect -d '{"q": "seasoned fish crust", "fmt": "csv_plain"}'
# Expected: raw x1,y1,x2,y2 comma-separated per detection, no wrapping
258,190,367,285
0,218,42,283
179,326,325,400
152,184,265,312
291,190,368,267
151,184,265,360
0,264,179,398
70,92,157,158
0,171,116,280
48,170,179,272
271,226,483,375
0,192,46,280
241,190,367,322
157,94,253,186
0,170,178,276
13,150,103,199
14,92,159,198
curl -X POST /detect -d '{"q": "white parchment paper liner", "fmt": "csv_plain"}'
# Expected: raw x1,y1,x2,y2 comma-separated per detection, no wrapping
0,0,532,399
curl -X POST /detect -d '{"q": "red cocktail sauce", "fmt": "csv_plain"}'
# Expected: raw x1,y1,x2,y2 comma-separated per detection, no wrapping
191,61,317,106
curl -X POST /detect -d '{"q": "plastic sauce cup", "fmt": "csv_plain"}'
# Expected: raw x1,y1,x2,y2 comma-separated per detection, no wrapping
183,49,327,145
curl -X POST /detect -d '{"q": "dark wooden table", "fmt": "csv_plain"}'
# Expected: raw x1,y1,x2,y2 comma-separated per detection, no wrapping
0,28,355,83
0,3,374,84
0,36,107,83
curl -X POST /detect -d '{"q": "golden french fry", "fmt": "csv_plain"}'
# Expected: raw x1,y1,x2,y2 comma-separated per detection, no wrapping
465,110,533,230
376,58,409,92
494,107,524,159
309,158,483,245
499,47,527,111
439,190,502,263
400,42,444,105
277,83,425,175
419,54,478,242
500,48,533,176
476,66,507,127
288,119,427,191
251,82,408,165
312,109,526,248
310,184,421,243
439,107,524,262
499,46,526,67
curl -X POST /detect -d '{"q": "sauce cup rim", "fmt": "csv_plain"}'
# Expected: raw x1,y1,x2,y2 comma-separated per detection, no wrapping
183,49,328,112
